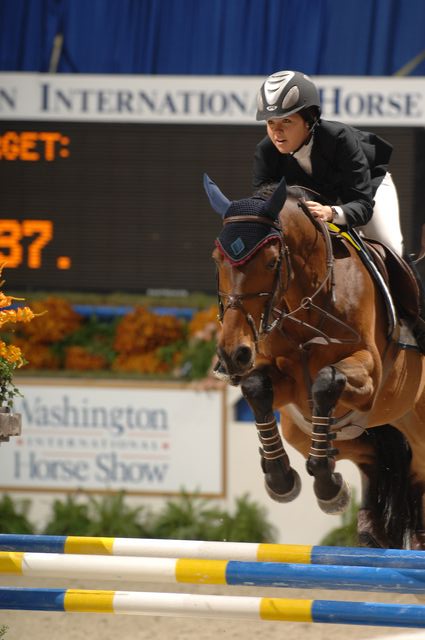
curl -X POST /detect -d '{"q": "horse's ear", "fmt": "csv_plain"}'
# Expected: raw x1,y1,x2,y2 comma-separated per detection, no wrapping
264,177,287,219
203,174,231,218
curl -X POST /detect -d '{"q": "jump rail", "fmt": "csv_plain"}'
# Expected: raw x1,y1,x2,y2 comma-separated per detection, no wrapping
2,552,425,594
1,534,424,569
0,586,424,627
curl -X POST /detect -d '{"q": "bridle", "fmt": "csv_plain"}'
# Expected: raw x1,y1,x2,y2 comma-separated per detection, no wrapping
216,215,292,347
216,201,360,352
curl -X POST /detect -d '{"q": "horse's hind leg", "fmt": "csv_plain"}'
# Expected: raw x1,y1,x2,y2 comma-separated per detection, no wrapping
306,365,351,514
241,369,301,503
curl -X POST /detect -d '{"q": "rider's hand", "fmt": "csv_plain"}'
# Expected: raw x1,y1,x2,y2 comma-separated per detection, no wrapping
305,201,334,222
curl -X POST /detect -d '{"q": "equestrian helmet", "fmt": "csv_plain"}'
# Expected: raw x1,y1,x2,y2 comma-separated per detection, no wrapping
256,70,321,121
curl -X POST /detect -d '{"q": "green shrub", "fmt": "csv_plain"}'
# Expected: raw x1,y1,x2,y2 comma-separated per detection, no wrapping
42,494,92,535
218,494,278,542
319,491,359,547
150,490,227,540
84,492,152,537
0,494,35,534
1,490,277,543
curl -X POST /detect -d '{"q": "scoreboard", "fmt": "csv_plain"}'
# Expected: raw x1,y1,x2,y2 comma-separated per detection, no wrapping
0,121,252,294
0,121,423,293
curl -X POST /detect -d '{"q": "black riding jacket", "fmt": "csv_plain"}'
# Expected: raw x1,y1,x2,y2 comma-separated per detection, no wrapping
253,119,393,227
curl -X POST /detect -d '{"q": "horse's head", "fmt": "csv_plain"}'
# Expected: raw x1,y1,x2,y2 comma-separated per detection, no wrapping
204,174,289,381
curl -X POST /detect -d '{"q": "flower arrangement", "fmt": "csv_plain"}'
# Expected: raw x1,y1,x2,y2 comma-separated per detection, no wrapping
6,298,220,380
0,289,35,408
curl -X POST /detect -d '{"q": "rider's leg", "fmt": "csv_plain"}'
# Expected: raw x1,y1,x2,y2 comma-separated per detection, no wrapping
359,172,404,256
360,173,425,352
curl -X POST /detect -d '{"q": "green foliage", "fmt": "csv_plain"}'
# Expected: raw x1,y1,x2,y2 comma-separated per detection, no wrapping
84,492,152,537
42,494,92,535
0,491,276,543
179,339,217,380
0,359,24,409
150,491,277,542
319,491,360,547
53,316,118,364
0,625,8,639
150,490,227,540
0,494,34,534
219,494,278,542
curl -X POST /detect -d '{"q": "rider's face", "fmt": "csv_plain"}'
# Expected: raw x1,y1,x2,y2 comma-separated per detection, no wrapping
266,113,310,154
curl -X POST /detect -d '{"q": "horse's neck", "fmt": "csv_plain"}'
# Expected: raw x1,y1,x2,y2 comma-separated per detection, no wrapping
280,203,329,299
281,203,325,261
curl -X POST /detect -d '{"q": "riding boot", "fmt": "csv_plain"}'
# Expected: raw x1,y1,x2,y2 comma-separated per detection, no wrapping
404,254,425,354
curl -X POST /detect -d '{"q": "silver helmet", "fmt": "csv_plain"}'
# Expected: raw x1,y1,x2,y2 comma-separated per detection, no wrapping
256,70,321,121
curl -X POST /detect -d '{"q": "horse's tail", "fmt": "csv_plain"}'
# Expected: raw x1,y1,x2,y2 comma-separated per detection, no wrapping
363,424,415,549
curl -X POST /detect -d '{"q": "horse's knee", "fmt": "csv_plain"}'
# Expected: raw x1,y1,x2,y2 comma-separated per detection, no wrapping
241,370,273,415
312,365,346,415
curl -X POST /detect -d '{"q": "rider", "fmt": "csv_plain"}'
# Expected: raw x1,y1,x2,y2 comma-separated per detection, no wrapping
253,69,425,353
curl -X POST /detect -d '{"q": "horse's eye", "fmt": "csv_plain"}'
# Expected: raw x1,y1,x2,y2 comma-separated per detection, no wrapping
266,258,278,270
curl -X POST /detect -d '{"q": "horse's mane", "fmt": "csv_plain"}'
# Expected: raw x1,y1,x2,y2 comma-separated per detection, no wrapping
253,183,330,205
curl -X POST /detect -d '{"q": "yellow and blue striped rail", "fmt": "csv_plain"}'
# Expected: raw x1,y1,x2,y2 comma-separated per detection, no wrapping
0,586,424,627
0,534,424,569
2,552,425,593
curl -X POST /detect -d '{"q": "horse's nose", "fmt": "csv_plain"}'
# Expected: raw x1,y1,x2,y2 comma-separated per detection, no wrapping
233,345,253,369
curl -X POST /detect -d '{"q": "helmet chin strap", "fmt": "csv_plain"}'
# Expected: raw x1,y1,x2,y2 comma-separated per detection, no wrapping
289,118,319,156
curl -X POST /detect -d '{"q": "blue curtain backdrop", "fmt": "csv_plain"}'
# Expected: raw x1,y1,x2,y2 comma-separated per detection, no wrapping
0,0,424,75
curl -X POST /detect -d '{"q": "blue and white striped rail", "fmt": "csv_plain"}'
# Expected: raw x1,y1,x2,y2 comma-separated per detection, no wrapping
2,551,425,594
0,534,424,569
0,586,424,627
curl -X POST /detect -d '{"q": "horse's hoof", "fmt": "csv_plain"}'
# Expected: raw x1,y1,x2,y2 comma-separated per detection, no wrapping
316,474,351,514
265,468,301,503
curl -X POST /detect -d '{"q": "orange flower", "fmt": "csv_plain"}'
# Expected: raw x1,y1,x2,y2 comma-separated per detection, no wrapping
64,346,108,371
114,307,185,355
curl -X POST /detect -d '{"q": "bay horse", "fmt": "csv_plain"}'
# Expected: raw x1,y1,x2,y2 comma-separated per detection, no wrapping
204,174,425,550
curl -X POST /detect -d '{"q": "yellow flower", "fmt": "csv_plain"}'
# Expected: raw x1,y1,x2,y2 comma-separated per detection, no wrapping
0,341,24,367
0,292,23,309
0,307,36,327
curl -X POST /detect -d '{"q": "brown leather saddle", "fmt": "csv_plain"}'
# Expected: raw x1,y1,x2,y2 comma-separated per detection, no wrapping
364,238,421,324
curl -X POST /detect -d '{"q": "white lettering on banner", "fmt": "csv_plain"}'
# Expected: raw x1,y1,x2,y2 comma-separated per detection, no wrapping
0,383,225,496
1,73,424,125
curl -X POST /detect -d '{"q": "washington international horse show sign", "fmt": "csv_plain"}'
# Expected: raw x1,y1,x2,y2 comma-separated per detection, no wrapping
0,73,424,126
0,380,226,496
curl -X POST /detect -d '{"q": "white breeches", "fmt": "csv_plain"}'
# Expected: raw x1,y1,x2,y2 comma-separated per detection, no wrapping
358,172,404,256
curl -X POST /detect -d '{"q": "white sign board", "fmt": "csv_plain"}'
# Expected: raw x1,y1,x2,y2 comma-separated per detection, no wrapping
0,73,424,126
0,381,226,496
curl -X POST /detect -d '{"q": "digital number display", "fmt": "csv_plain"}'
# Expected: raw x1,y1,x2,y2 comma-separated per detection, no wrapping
0,219,56,268
0,120,235,293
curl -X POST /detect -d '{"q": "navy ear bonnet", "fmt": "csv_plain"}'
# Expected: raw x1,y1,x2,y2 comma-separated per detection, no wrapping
203,174,286,265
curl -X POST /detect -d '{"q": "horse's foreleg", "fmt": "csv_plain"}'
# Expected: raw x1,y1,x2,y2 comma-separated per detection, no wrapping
306,365,351,514
241,370,301,503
